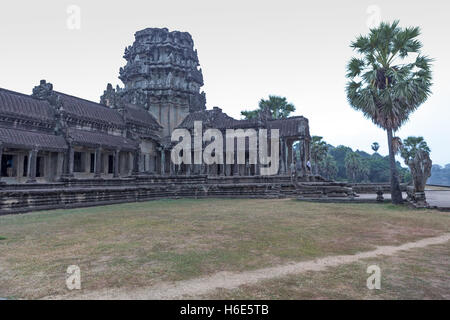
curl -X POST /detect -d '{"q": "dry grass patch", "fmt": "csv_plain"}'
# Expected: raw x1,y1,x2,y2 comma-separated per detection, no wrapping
0,198,449,299
198,242,450,300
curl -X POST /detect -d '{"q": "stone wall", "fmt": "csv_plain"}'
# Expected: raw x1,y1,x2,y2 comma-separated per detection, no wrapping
0,175,341,215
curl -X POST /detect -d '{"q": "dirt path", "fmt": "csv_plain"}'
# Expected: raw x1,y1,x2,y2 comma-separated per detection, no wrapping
47,233,450,300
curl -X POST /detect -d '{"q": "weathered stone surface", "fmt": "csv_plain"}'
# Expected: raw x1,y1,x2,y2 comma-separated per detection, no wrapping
406,150,432,208
102,27,207,137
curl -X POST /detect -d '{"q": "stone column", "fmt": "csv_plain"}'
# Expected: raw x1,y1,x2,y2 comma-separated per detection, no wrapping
132,149,140,175
299,138,306,176
113,149,120,178
94,147,102,178
56,152,64,180
219,152,225,176
279,138,286,174
128,152,134,175
186,163,192,176
170,161,175,176
160,149,165,175
65,145,75,177
233,150,239,176
26,149,38,183
17,154,24,180
0,144,3,182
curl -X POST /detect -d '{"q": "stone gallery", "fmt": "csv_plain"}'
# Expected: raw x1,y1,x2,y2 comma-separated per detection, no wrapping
0,28,352,213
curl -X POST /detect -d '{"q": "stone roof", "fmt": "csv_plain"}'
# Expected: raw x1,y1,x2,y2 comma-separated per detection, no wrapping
267,116,310,138
124,103,162,129
177,107,237,129
56,92,125,127
0,126,67,151
177,107,310,138
0,87,56,123
67,128,137,151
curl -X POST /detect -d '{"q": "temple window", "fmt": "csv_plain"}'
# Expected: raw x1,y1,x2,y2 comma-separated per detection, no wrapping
73,152,83,172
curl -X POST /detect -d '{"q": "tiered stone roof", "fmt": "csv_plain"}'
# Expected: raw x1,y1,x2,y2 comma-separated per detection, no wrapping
67,128,137,151
0,88,56,126
177,107,310,139
0,126,67,151
0,81,163,152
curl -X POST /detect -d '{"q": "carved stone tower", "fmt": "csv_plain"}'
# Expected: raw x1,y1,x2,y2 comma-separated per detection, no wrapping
114,27,206,137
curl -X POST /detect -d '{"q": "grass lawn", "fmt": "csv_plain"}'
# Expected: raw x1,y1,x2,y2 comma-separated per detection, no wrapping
198,242,450,300
0,198,449,299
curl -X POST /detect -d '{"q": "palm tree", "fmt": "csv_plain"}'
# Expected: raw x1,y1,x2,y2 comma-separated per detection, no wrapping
311,136,328,175
346,20,433,204
320,154,338,180
398,136,431,162
371,142,380,153
345,152,362,182
241,95,295,120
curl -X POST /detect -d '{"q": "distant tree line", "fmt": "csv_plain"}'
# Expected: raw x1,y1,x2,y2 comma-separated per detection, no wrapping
428,165,450,186
294,137,411,184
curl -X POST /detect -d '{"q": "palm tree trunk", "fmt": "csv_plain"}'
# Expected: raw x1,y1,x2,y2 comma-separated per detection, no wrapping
387,128,403,204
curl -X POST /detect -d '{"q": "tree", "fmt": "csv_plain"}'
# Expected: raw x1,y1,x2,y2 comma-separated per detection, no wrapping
346,20,433,204
329,145,353,180
311,136,328,175
345,152,362,182
371,142,380,153
399,136,431,163
399,136,432,196
241,95,295,120
319,154,338,180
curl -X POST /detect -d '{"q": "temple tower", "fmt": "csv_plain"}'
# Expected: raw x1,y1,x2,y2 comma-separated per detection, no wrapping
114,28,206,137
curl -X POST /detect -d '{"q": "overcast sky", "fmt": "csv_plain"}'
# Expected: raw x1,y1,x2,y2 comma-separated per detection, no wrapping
0,0,448,165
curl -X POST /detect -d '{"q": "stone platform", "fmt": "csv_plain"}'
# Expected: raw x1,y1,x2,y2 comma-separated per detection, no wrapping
0,175,352,215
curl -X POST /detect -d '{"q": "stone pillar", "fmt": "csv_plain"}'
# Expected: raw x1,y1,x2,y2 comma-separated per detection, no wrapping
170,161,175,176
113,149,120,178
287,141,293,173
299,138,306,176
56,152,64,180
26,149,38,183
65,145,75,177
94,147,102,178
128,152,134,175
0,144,3,182
17,154,24,180
132,149,140,175
186,163,192,176
279,138,286,174
233,150,239,176
160,149,165,175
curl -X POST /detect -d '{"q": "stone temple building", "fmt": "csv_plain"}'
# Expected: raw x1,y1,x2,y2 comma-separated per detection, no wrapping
0,28,352,214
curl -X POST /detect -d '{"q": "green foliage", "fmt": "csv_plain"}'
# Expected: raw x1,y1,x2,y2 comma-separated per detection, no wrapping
345,152,368,182
371,142,380,153
346,20,433,132
240,109,259,120
311,136,328,174
399,136,431,163
241,95,295,120
319,155,338,180
327,143,410,183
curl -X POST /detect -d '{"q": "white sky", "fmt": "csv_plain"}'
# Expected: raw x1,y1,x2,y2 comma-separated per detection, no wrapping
0,0,448,165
